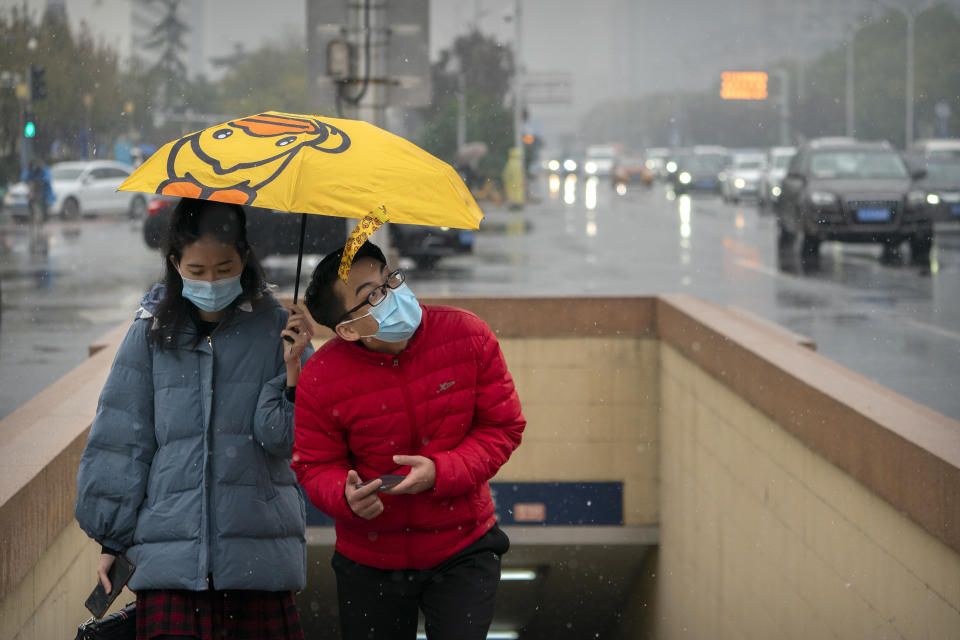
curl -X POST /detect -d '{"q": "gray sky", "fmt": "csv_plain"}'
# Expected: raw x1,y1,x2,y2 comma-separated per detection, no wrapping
5,0,948,139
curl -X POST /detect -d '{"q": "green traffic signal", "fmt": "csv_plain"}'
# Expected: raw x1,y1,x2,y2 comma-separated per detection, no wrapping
24,121,36,138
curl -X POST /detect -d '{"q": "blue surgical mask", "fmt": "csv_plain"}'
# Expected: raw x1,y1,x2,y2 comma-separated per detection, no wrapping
361,283,422,342
180,273,243,312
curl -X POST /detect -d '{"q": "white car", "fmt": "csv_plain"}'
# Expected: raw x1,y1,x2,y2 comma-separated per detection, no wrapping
584,144,620,176
721,152,767,203
3,160,146,221
758,146,797,209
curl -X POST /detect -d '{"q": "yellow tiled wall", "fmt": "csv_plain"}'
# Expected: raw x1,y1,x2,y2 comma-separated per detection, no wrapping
494,337,660,525
653,343,960,639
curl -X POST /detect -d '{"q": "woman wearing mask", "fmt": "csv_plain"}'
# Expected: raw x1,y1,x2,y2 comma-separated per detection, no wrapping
76,198,313,640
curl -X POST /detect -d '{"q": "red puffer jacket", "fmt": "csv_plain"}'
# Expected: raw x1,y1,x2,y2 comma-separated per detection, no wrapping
292,305,525,569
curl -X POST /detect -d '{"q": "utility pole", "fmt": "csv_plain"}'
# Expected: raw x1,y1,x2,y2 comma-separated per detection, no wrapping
351,0,388,127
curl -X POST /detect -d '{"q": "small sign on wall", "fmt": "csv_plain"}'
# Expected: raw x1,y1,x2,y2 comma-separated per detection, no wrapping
493,482,623,526
513,502,547,522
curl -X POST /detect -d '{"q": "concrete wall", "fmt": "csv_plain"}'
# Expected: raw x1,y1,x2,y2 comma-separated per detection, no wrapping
654,343,960,638
0,324,130,640
0,524,134,640
3,295,959,639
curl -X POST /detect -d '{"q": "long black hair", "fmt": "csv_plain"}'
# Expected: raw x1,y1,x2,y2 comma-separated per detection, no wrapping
149,198,266,347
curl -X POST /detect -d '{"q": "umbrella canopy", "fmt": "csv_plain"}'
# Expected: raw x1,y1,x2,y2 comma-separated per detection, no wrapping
118,111,484,230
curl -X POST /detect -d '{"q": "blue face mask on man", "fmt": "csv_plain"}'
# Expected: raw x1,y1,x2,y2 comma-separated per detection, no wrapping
359,283,422,342
180,274,243,312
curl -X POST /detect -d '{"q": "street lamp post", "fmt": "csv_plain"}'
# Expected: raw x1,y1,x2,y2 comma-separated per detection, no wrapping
83,93,93,159
447,56,466,151
905,9,914,147
501,0,525,210
845,32,855,137
877,0,937,147
772,69,791,146
512,0,523,154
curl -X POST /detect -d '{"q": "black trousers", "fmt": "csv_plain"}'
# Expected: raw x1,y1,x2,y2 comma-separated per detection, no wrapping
331,525,510,640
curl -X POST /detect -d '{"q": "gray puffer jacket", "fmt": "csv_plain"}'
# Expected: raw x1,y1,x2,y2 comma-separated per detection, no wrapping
76,284,309,592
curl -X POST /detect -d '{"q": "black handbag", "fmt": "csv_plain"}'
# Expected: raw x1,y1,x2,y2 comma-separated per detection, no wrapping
74,602,135,640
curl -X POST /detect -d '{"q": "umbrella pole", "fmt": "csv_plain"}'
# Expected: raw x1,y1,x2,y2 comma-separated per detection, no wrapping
293,212,307,305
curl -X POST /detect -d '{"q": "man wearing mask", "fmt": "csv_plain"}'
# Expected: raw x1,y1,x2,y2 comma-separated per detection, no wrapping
292,240,525,640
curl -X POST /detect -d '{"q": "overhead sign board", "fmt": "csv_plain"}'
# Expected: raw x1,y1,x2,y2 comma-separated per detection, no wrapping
523,72,573,104
720,71,768,100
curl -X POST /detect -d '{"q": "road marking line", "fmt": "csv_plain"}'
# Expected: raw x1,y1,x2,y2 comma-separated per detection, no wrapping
902,318,960,343
734,258,780,278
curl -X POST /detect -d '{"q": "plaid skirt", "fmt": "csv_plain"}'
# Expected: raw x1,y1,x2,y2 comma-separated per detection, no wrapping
136,588,304,640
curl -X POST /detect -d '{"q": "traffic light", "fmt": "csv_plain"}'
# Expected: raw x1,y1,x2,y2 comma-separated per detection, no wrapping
30,65,46,101
24,112,36,138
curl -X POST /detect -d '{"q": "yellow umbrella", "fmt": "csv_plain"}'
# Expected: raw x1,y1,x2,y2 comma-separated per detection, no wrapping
119,111,484,301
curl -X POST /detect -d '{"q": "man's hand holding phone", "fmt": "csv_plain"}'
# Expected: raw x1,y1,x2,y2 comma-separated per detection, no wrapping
344,470,384,520
381,455,435,495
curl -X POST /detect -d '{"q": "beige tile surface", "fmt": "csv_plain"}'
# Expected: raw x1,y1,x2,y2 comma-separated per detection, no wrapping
657,343,960,639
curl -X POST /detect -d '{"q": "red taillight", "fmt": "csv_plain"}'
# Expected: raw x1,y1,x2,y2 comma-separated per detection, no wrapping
147,199,169,216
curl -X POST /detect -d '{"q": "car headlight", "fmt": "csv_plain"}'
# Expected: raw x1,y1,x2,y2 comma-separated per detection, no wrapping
809,190,836,206
584,161,598,175
548,159,560,172
771,186,782,197
666,161,678,173
678,172,692,185
926,193,940,205
563,159,577,172
906,190,926,207
734,178,746,189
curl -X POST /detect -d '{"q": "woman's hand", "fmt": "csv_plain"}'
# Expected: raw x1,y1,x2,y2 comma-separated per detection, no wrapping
282,304,314,385
97,553,116,593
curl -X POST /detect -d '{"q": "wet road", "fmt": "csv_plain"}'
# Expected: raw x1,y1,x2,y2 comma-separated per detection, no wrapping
1,175,958,420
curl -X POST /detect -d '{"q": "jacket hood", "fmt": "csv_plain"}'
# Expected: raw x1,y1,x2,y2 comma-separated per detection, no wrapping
140,283,166,315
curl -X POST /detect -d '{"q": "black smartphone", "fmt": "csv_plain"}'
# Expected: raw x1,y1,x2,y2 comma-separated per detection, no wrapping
84,554,136,619
356,474,405,491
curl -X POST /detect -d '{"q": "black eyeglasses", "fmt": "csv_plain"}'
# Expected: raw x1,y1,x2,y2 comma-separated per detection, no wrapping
337,270,405,323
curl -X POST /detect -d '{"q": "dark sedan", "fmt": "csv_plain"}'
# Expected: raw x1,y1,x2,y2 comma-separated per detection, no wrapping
143,196,346,256
776,139,931,265
914,159,960,223
670,152,729,194
143,197,472,270
389,224,474,270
